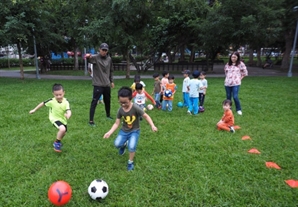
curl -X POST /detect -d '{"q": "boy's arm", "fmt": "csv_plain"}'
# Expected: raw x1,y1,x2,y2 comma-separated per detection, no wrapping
29,102,44,114
143,113,158,132
65,109,72,119
132,91,137,98
103,118,121,138
144,91,156,105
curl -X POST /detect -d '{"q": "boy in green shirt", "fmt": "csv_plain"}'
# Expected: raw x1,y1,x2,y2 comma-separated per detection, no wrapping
29,83,71,152
103,86,157,171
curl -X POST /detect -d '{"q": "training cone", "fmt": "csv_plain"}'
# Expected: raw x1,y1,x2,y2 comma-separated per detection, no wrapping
265,162,281,170
48,181,72,206
248,148,261,154
242,135,251,140
285,180,298,188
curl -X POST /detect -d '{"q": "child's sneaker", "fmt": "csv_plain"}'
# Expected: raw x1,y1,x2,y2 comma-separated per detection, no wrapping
119,142,127,155
199,106,205,112
230,126,235,133
53,142,62,152
187,110,192,115
127,161,134,171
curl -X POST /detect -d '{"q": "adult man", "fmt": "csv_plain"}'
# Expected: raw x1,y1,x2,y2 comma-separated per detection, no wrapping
85,43,114,126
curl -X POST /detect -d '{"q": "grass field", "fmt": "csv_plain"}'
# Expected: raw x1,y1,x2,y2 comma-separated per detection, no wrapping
0,76,298,206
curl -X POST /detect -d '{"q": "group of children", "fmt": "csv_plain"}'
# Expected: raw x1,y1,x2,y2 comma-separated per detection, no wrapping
28,71,240,171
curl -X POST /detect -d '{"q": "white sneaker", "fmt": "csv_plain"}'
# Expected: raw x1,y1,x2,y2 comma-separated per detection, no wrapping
237,110,242,115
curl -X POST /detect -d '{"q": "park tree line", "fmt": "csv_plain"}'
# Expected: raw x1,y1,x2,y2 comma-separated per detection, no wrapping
0,0,297,79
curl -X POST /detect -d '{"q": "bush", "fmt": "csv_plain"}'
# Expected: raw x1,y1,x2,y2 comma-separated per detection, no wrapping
0,58,35,67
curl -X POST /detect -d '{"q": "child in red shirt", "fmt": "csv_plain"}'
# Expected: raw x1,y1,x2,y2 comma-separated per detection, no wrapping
217,99,240,133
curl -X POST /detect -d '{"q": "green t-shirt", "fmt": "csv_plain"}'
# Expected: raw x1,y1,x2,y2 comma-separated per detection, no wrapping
44,98,70,125
117,103,145,132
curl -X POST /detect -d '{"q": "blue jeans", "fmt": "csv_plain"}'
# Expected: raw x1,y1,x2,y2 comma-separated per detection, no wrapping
225,85,241,111
182,92,189,107
162,100,173,111
188,97,199,115
114,129,140,152
154,93,161,108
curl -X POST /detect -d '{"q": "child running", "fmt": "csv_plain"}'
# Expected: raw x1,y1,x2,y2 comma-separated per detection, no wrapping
103,86,158,171
132,83,156,111
29,83,72,152
217,99,241,133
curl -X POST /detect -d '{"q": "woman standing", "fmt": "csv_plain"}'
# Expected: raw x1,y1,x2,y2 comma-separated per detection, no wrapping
224,52,248,115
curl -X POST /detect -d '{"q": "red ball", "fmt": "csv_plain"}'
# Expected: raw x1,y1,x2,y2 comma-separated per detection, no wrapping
48,181,72,206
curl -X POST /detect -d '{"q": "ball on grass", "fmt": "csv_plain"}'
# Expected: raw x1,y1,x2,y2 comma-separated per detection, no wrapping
48,181,72,206
88,179,109,201
147,104,154,110
177,102,183,108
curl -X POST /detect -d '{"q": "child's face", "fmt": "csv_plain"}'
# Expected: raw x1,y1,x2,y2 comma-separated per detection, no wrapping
154,77,159,81
168,79,174,83
183,73,188,78
53,89,65,102
200,74,205,79
165,73,169,78
118,97,131,109
136,89,143,94
223,103,230,111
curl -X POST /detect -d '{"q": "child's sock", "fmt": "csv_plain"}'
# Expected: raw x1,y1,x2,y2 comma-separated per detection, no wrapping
128,160,133,164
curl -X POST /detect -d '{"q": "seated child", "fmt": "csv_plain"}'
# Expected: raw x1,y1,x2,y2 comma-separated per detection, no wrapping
132,83,156,111
217,99,241,133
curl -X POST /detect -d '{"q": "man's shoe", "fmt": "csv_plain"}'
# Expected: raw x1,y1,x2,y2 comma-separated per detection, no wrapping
53,142,62,152
127,161,134,171
119,142,127,155
89,121,96,127
106,116,113,120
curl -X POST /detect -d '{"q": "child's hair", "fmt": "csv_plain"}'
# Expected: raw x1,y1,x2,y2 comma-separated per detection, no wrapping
153,73,159,78
135,83,143,90
222,99,232,106
168,74,175,80
134,75,141,83
118,86,132,100
52,83,64,92
192,70,200,78
162,70,169,77
200,71,206,76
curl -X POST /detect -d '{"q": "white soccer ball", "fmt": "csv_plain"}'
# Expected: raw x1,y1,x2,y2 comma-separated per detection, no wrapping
88,179,109,201
147,104,154,110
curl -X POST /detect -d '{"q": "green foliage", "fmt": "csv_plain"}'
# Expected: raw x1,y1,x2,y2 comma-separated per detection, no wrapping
0,58,34,67
0,76,298,206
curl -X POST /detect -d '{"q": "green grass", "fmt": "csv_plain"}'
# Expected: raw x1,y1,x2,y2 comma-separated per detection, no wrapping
0,76,297,206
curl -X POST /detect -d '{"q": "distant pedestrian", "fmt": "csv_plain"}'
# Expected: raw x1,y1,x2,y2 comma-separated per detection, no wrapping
29,83,71,152
224,51,248,115
85,43,114,126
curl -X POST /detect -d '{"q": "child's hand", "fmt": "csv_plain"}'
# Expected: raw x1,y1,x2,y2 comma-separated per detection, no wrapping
29,109,35,114
103,132,111,139
151,125,158,132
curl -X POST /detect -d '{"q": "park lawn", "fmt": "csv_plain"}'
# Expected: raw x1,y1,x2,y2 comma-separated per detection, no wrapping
0,76,297,206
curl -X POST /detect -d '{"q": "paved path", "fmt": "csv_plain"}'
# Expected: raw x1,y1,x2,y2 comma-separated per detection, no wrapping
0,65,296,80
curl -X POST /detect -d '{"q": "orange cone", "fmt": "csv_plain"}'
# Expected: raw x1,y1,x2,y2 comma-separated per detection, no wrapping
285,180,298,188
248,148,261,154
265,162,281,170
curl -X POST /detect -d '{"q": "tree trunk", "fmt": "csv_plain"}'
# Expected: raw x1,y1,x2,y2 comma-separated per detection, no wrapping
16,41,24,79
179,45,185,61
281,31,293,70
126,50,130,79
256,48,262,67
74,47,79,70
189,46,195,63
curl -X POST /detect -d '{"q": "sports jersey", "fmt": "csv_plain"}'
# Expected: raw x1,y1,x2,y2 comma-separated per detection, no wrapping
132,90,155,105
117,103,145,132
44,98,70,125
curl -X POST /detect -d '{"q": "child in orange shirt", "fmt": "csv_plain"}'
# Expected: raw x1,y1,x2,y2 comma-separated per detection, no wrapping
162,75,177,111
217,99,240,133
